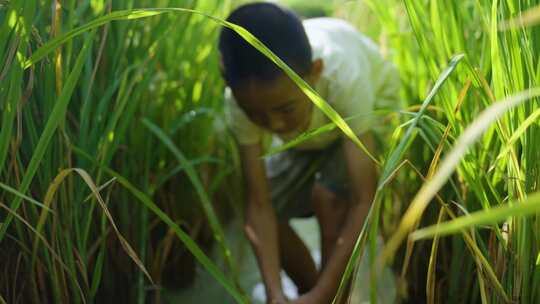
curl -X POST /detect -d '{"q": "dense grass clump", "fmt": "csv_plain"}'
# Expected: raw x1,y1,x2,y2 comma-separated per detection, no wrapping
0,1,245,303
352,1,540,303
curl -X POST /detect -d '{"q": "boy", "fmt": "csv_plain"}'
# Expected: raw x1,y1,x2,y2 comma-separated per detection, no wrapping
218,2,400,303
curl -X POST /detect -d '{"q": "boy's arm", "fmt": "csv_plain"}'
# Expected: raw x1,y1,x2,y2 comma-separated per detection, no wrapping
295,133,377,304
239,143,287,304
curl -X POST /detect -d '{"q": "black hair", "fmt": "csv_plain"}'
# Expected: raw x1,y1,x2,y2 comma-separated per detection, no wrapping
218,2,313,88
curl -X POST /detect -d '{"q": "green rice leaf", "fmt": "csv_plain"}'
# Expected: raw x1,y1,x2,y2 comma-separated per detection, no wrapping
499,4,540,30
411,191,540,240
264,123,337,157
0,182,52,212
0,63,21,175
492,108,540,165
263,110,393,157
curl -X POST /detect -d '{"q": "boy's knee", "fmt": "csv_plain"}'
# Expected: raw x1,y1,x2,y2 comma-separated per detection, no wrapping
312,184,349,216
312,183,349,244
311,183,335,206
322,227,340,245
242,221,254,239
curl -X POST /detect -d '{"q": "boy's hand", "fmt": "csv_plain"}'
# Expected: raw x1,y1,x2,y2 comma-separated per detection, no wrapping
267,294,289,304
290,291,322,304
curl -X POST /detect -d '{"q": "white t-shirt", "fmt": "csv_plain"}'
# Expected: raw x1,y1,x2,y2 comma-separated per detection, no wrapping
224,17,401,150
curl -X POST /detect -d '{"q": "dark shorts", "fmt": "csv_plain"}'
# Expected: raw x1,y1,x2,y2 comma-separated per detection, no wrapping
265,138,350,221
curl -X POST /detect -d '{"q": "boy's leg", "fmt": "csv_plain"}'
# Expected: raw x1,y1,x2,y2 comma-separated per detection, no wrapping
311,183,351,303
277,221,318,294
311,183,348,269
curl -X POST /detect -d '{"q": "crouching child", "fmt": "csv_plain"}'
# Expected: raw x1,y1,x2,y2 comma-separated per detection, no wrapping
218,2,400,303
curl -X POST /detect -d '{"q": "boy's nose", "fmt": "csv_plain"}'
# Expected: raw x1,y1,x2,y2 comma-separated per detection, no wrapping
267,115,286,132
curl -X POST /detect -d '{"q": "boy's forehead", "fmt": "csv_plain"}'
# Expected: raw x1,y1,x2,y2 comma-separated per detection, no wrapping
232,76,300,108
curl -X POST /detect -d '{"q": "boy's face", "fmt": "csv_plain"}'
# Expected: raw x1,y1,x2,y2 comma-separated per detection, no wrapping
231,59,323,135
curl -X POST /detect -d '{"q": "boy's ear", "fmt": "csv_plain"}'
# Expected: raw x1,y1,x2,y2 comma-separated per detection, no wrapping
310,58,324,83
218,54,225,76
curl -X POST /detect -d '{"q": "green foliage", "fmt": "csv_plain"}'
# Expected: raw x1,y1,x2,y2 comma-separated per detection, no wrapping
0,1,243,303
278,0,334,18
353,0,540,303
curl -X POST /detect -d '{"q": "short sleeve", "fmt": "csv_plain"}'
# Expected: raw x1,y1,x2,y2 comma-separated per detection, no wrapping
305,18,403,137
375,62,402,112
223,88,264,145
329,62,376,136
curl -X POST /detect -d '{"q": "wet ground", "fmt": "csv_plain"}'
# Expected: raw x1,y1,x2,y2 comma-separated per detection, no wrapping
165,217,395,303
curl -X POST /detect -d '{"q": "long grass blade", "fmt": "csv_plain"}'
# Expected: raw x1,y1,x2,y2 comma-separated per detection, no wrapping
0,182,52,212
412,191,540,240
499,4,540,30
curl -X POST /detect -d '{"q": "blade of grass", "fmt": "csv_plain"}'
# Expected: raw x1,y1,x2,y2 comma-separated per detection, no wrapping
427,208,445,304
0,56,22,175
0,182,53,212
411,191,540,240
499,4,540,30
491,108,540,167
22,10,164,68
263,110,393,157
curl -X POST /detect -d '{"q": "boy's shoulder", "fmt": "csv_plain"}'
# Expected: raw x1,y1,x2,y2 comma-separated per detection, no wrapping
303,17,382,71
303,17,357,31
302,18,400,135
303,17,378,49
303,17,382,103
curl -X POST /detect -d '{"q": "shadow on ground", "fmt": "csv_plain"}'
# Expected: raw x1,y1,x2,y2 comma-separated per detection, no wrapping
164,218,395,303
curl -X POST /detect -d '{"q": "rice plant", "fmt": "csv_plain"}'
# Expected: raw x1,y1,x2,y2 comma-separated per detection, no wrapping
0,1,245,303
349,1,540,303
